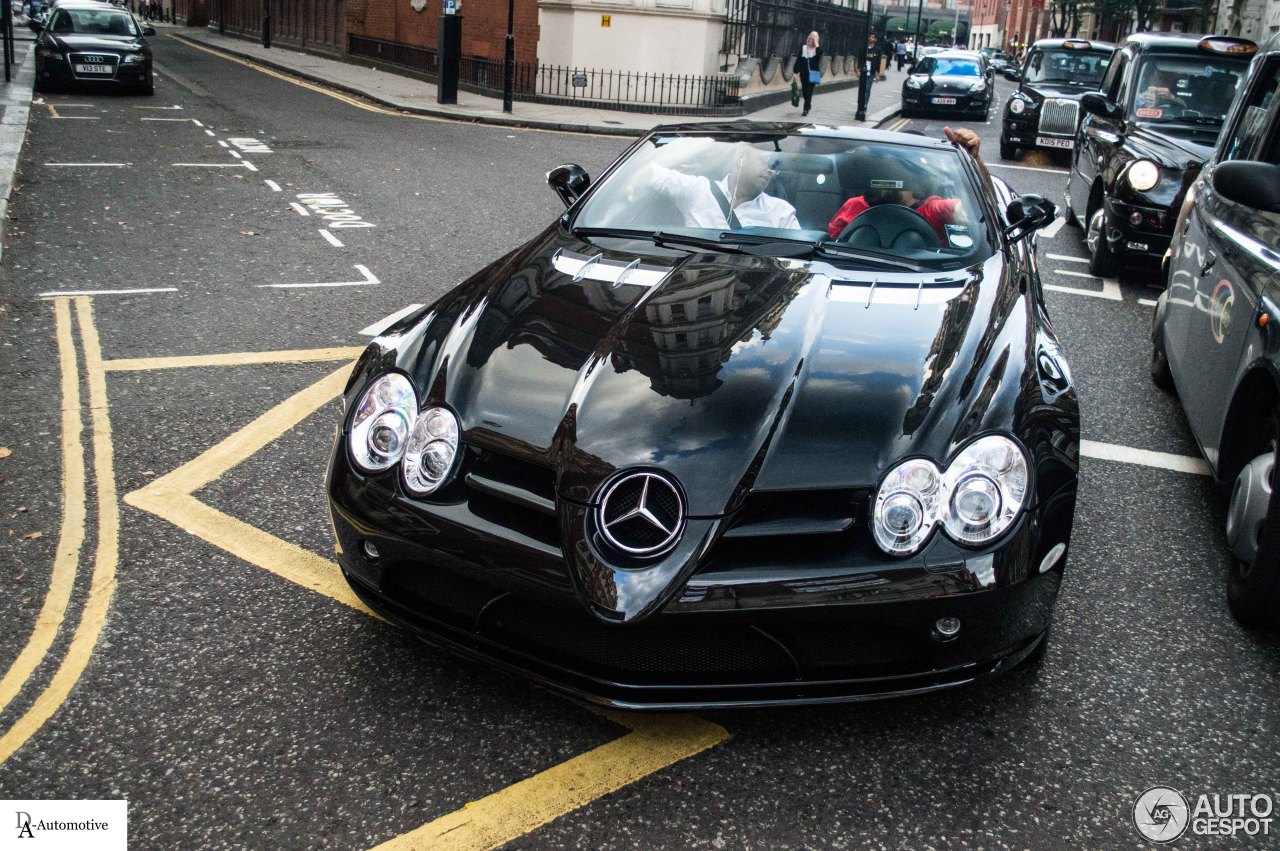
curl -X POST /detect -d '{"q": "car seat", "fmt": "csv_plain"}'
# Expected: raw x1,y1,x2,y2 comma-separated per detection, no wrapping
766,152,843,230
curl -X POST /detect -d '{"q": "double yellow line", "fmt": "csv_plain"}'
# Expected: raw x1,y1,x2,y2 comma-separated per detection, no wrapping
0,298,119,764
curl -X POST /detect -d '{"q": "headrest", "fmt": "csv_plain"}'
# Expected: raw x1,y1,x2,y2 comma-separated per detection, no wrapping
768,152,834,175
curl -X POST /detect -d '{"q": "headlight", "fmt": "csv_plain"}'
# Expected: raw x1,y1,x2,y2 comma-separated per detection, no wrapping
939,435,1029,545
906,77,924,89
1009,98,1026,114
402,406,460,496
873,435,1029,556
348,373,417,473
873,458,941,556
1127,160,1161,192
969,80,987,92
121,54,144,64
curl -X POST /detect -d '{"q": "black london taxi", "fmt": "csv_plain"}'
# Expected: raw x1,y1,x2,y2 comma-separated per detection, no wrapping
1000,38,1114,160
1065,33,1257,276
1151,31,1280,629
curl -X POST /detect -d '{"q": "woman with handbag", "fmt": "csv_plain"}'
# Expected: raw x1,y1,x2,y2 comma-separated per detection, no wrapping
792,32,822,117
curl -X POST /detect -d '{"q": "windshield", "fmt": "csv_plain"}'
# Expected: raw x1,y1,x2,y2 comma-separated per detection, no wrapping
918,57,982,77
1024,48,1111,85
50,8,139,35
573,133,992,271
1129,56,1249,125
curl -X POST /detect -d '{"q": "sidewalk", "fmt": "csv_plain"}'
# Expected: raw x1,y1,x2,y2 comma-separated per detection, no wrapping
172,28,906,137
0,40,35,263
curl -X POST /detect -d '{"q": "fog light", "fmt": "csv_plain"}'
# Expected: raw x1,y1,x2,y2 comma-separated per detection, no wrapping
1039,542,1067,573
1128,210,1144,226
933,616,962,641
360,539,380,561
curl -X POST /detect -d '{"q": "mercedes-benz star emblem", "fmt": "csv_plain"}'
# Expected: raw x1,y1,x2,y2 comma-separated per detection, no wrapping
597,471,684,556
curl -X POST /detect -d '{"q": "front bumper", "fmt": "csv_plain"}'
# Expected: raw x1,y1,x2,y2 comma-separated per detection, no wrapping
1103,198,1172,261
36,54,149,87
902,91,989,113
1002,118,1075,151
327,448,1075,709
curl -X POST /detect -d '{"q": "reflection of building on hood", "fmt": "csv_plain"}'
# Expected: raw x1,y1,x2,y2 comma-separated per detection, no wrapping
902,284,978,435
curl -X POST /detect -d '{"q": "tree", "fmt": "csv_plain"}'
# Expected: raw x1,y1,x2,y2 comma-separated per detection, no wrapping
1048,0,1083,37
1086,0,1136,41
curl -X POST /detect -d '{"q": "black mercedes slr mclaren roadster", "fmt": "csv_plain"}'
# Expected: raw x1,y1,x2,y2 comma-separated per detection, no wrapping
326,123,1080,708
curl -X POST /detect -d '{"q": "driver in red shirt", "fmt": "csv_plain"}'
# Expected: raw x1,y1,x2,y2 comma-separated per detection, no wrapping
828,127,987,241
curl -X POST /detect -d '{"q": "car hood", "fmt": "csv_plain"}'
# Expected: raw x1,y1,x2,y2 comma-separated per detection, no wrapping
48,34,144,52
1020,82,1097,101
1126,123,1217,168
374,228,1048,622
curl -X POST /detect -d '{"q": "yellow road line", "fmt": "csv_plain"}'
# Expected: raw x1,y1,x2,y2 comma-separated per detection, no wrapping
123,364,371,614
0,298,120,765
0,300,87,718
372,714,730,851
103,346,365,372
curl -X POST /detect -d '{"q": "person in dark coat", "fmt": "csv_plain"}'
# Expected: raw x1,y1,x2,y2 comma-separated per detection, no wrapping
792,32,822,117
855,32,878,121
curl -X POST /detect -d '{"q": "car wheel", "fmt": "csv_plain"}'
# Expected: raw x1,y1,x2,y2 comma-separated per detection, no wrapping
141,76,154,96
1150,310,1175,392
1226,438,1280,629
1086,207,1120,277
1000,139,1018,160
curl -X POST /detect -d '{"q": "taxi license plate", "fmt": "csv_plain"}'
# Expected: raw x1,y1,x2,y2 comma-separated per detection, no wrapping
931,97,957,105
1036,136,1074,149
74,64,111,74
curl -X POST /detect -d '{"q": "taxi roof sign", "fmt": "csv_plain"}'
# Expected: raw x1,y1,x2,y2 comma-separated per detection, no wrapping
1199,36,1258,55
1063,39,1092,49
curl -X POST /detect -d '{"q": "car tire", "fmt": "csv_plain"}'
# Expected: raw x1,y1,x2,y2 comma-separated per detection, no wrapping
1227,441,1280,629
1000,139,1018,160
141,76,154,96
1150,318,1175,392
1064,200,1081,228
1086,207,1120,277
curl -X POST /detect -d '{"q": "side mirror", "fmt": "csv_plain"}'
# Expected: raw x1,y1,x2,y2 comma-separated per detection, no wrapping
28,18,43,32
547,163,590,208
1081,92,1121,120
144,26,156,35
1213,161,1280,213
1004,193,1057,242
1003,68,1021,82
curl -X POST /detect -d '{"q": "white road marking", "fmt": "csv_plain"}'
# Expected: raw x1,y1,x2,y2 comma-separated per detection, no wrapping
217,140,229,147
38,287,178,297
289,202,311,216
988,162,1069,175
319,229,344,247
1139,298,1158,307
204,129,216,137
1047,253,1088,264
172,163,248,167
1058,269,1103,279
142,117,192,122
136,105,183,110
1080,440,1211,476
191,119,204,126
1045,279,1122,301
360,303,426,336
242,162,258,172
51,116,98,120
259,265,379,289
264,180,282,192
1040,216,1067,238
45,162,128,167
229,150,242,159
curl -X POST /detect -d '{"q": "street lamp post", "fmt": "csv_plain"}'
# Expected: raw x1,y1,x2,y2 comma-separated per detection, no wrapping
502,0,514,113
261,0,270,48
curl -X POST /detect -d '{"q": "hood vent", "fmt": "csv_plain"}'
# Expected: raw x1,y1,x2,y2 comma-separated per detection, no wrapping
552,248,673,289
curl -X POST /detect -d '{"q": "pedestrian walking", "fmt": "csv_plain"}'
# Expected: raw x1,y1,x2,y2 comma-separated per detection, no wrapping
896,39,907,71
792,32,822,118
855,32,877,121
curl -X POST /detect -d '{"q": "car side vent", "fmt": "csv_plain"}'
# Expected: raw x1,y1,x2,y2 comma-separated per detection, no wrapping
465,447,558,516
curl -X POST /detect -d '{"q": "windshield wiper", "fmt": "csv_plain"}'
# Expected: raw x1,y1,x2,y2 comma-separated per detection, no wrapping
815,244,927,272
573,227,819,257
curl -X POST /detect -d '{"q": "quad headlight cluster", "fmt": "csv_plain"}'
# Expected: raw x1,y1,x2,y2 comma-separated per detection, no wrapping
348,373,460,496
873,435,1029,556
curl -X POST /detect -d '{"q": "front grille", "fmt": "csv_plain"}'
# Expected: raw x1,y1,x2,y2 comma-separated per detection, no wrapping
69,53,119,79
463,445,561,549
1038,98,1079,136
724,489,866,539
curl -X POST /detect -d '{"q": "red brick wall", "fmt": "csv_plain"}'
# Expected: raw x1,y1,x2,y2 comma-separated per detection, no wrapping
346,0,539,64
198,0,347,55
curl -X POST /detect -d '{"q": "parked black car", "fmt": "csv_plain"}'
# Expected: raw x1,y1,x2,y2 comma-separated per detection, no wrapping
326,123,1079,708
32,1,154,95
902,50,994,120
1000,38,1114,160
1151,32,1280,628
1065,33,1256,276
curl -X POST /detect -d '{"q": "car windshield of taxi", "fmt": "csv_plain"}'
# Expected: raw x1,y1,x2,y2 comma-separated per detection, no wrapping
1024,47,1110,87
572,132,992,272
1129,55,1250,126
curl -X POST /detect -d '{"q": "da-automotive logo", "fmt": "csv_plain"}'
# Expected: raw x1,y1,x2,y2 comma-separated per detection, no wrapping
1209,279,1235,344
16,810,34,838
1134,787,1190,843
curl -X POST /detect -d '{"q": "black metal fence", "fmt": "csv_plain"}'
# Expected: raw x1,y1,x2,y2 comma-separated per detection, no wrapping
348,35,742,114
723,0,869,61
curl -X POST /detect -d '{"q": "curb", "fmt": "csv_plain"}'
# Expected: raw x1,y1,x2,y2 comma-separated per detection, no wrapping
0,47,35,266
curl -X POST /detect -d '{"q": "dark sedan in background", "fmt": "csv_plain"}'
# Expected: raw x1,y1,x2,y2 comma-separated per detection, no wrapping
1065,33,1256,276
33,1,155,95
326,123,1078,708
1152,32,1280,628
1000,38,1113,160
902,51,994,120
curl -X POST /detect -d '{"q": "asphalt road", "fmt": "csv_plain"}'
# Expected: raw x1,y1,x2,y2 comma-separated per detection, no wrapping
0,37,1277,850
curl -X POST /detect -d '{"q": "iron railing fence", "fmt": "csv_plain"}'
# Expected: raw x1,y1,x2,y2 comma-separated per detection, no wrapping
348,35,742,113
723,0,869,62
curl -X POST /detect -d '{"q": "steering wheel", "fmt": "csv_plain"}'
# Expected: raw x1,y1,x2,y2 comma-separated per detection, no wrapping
836,204,942,251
